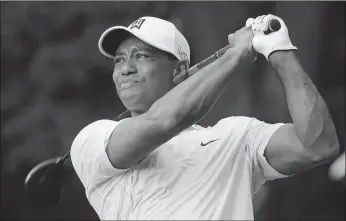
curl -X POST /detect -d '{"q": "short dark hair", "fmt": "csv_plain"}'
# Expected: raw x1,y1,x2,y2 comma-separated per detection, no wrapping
166,52,178,61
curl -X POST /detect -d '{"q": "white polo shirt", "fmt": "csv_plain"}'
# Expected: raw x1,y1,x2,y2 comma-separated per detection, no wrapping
71,116,287,220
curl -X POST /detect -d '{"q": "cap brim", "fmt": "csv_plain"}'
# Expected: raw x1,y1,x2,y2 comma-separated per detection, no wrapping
99,25,187,62
98,26,133,59
99,26,170,60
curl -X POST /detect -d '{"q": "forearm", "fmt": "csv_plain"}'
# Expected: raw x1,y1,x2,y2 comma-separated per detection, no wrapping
269,51,339,158
148,48,248,132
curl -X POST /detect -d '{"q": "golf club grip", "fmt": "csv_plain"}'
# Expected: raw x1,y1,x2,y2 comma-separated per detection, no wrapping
187,18,281,77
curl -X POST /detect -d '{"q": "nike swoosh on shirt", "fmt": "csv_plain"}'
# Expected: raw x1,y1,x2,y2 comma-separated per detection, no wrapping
200,138,219,146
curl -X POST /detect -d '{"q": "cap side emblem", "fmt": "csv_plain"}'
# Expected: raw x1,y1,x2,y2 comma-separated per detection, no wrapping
177,45,188,60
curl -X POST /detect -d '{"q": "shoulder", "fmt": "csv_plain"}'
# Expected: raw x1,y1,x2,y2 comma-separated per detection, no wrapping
78,119,119,134
70,119,129,188
208,116,255,133
74,119,120,140
71,119,120,155
187,117,257,143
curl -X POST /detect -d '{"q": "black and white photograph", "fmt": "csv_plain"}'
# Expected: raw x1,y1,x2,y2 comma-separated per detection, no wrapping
1,1,345,220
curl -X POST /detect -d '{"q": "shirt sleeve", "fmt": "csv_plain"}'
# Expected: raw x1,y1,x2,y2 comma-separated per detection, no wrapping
70,119,128,189
243,117,289,181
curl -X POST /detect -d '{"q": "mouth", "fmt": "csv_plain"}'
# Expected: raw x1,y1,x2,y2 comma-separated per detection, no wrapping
119,81,139,89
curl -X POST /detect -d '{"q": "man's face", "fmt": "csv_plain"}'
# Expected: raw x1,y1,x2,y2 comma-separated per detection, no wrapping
112,36,177,114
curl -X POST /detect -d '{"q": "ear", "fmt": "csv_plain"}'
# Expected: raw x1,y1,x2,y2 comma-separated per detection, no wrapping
172,59,189,84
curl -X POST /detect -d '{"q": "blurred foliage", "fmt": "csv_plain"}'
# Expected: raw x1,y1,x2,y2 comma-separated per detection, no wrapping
1,1,344,220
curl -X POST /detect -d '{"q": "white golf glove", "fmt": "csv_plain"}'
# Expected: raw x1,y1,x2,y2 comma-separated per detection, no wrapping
246,14,297,60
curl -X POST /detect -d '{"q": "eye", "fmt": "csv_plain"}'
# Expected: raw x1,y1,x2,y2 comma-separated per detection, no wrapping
114,57,125,64
135,53,149,59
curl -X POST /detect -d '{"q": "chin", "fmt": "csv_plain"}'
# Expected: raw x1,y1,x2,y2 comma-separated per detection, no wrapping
121,98,150,114
118,90,158,114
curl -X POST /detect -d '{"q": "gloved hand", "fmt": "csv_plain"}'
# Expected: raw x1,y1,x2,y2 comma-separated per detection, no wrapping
246,14,297,60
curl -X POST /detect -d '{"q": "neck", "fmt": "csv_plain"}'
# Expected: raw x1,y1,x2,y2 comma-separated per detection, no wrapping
131,109,146,117
131,111,140,117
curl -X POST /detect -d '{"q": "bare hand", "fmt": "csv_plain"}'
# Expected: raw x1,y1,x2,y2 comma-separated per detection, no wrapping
228,26,256,62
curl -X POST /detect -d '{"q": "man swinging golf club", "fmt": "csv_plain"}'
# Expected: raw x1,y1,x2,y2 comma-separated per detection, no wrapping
70,15,339,219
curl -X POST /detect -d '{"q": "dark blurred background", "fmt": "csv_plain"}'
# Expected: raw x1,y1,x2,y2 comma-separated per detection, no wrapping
1,1,344,220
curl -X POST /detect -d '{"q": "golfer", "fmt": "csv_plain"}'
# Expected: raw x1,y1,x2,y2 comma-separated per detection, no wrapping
70,15,339,220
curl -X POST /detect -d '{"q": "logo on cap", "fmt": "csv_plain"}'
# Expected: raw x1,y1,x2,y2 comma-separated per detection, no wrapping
129,18,146,30
177,45,188,60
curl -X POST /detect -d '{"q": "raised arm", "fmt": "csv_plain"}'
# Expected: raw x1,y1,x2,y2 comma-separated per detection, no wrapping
265,51,339,175
107,27,256,169
250,15,339,175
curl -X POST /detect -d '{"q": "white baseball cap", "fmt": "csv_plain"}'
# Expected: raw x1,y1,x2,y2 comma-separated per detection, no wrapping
98,16,190,63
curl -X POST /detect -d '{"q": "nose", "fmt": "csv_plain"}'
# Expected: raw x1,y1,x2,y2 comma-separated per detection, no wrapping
121,58,137,76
